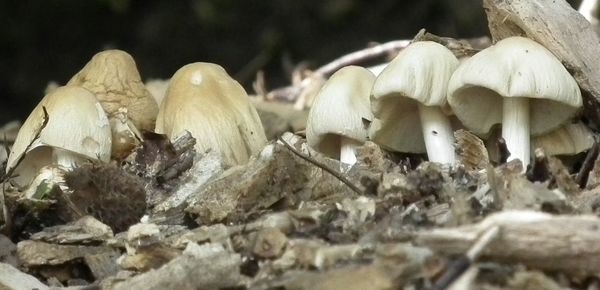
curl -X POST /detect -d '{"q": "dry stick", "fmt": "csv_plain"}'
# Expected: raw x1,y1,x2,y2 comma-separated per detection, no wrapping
575,141,599,188
430,226,500,290
268,40,410,102
277,135,363,195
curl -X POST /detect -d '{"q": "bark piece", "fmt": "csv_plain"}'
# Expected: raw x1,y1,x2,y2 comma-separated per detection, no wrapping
0,262,48,290
83,250,121,280
30,215,113,244
111,243,243,290
454,129,489,171
415,210,600,275
17,240,116,267
185,141,314,224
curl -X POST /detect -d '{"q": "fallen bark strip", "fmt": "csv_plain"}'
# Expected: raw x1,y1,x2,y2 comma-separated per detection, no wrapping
414,211,600,275
483,0,600,127
111,243,243,290
0,262,48,290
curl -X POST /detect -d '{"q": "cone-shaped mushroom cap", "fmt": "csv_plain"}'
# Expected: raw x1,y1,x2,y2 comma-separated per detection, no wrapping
306,66,375,158
532,122,595,156
67,50,159,132
6,86,111,186
370,41,459,153
447,37,582,136
155,62,267,165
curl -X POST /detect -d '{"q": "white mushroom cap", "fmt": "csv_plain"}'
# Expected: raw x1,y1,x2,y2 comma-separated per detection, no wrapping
532,122,595,156
447,37,582,136
306,66,375,159
155,62,267,166
370,41,459,153
68,50,159,133
6,86,111,187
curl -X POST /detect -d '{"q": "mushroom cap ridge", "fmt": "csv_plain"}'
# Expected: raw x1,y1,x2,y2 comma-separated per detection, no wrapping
68,49,159,132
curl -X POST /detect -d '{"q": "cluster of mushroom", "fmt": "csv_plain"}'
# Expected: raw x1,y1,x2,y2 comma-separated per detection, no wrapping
6,51,267,195
307,37,591,170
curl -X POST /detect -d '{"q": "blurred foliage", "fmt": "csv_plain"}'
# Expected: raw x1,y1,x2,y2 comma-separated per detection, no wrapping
0,0,582,123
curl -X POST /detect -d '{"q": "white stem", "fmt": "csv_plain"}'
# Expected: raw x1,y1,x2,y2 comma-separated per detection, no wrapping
502,97,530,169
418,104,455,164
339,137,361,167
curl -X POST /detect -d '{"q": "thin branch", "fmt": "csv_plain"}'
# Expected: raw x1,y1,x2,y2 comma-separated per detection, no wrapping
430,226,500,290
267,40,411,102
314,40,410,77
277,135,363,195
576,141,599,188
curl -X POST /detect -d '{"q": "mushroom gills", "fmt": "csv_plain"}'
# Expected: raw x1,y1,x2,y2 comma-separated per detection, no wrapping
418,103,455,164
52,148,89,170
502,97,530,168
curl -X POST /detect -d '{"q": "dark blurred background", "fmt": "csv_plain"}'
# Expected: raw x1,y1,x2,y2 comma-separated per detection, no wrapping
0,0,582,124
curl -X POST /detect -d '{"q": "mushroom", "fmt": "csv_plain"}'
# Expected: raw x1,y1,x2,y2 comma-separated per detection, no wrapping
532,122,595,156
447,36,582,168
306,66,375,166
145,78,170,106
68,50,158,158
370,41,459,164
155,62,267,166
6,86,111,188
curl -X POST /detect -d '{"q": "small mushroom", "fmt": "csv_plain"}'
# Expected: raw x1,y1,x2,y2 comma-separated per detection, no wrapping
145,78,170,106
68,50,158,158
155,62,267,165
532,122,595,156
306,66,375,166
370,41,459,164
447,37,582,168
6,86,111,187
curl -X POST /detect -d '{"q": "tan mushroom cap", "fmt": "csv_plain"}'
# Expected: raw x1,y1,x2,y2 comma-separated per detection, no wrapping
532,122,595,156
6,86,111,187
68,49,159,132
306,66,375,158
370,41,459,153
447,37,582,136
155,62,267,165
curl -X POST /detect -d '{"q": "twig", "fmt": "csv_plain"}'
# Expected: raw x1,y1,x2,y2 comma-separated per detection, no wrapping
430,226,500,290
314,40,410,77
576,141,599,188
277,135,363,195
267,40,410,102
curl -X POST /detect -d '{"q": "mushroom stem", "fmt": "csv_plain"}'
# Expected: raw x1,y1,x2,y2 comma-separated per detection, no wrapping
502,97,530,169
339,137,361,167
418,104,455,164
